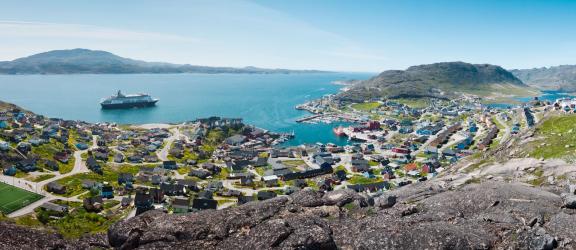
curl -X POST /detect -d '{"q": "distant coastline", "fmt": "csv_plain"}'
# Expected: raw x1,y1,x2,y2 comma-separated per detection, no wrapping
0,48,333,75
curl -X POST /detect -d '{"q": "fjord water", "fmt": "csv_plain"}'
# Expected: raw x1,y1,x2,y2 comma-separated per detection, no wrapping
0,73,371,146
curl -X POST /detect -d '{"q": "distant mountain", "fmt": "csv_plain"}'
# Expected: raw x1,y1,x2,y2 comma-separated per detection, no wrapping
338,62,534,102
511,65,576,92
0,49,329,74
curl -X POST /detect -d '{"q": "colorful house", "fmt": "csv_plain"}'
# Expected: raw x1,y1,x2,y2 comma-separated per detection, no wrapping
172,198,191,213
3,166,17,176
101,185,114,199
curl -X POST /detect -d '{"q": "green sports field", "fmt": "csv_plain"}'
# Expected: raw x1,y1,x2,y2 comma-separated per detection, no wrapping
0,182,43,215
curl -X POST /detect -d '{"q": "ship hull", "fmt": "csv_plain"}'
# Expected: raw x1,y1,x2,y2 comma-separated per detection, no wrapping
101,100,158,109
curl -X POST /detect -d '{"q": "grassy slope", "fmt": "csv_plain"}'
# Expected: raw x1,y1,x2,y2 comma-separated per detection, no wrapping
351,102,380,111
55,164,141,197
524,114,576,161
393,98,431,109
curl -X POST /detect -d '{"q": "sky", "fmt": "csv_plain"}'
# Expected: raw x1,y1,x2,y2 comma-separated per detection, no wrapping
0,0,575,72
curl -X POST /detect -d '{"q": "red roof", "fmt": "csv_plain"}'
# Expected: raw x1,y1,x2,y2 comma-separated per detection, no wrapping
404,163,417,171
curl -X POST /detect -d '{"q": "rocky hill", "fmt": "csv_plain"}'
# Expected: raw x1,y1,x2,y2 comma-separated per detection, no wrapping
512,65,576,92
338,62,533,102
2,178,576,249
0,49,328,75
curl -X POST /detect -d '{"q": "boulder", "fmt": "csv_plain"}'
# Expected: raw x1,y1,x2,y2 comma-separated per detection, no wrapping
562,194,576,209
569,184,576,195
322,189,366,207
291,187,324,207
374,194,397,209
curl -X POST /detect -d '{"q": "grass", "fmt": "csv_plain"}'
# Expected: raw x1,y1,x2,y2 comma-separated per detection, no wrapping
525,115,576,161
216,198,236,205
15,214,43,227
528,177,546,186
351,102,380,111
0,182,43,214
343,202,357,211
468,83,540,100
215,167,230,180
29,174,56,182
14,171,28,178
168,148,199,163
393,97,430,109
282,160,306,168
348,175,381,185
335,165,349,173
55,164,141,197
31,139,75,174
255,166,268,176
177,166,190,175
36,201,129,238
464,177,482,185
258,152,269,158
462,158,490,174
103,200,120,209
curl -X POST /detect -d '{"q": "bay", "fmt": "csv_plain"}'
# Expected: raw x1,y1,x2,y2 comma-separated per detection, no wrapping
0,73,372,146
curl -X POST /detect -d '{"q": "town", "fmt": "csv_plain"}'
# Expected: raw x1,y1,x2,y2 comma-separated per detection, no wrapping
0,95,552,237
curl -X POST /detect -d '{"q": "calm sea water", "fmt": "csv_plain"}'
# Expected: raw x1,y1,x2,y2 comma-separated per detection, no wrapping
0,73,372,146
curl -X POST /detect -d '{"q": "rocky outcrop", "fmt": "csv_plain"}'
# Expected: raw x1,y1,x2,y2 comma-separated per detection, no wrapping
2,181,576,249
0,222,107,250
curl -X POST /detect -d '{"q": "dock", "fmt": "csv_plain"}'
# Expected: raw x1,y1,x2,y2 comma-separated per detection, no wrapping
296,115,321,123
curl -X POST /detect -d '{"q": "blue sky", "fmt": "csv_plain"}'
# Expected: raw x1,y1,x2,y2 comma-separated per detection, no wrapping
0,0,575,72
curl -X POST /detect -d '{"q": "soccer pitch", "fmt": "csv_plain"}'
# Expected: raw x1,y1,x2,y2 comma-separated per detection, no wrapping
0,182,43,215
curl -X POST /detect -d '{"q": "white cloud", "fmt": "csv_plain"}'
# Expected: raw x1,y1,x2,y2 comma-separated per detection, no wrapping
0,20,199,42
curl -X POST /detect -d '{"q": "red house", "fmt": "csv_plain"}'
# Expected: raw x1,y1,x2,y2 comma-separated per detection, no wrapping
366,121,381,130
392,147,410,154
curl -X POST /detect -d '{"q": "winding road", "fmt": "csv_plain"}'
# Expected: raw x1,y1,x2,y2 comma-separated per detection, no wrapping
2,137,96,218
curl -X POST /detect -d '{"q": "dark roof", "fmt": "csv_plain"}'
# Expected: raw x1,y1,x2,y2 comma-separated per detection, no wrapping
257,191,277,200
172,198,190,207
192,198,217,210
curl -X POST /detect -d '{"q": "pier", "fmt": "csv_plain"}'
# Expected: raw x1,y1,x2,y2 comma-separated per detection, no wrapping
296,114,321,123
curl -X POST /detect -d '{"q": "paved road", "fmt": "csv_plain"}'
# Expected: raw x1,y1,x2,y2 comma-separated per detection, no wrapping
157,127,180,162
495,115,511,143
4,137,95,218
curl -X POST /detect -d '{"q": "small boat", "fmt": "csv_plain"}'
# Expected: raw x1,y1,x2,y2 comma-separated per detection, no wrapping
333,126,347,136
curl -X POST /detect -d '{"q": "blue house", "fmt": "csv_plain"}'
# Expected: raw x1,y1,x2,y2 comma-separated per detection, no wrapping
16,159,37,172
449,156,459,164
75,143,88,150
3,166,17,176
416,128,433,136
135,190,154,215
101,185,114,199
362,171,375,178
162,161,178,170
399,126,413,134
0,120,7,129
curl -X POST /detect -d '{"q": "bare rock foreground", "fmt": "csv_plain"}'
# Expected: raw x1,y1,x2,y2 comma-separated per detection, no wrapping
2,181,576,249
